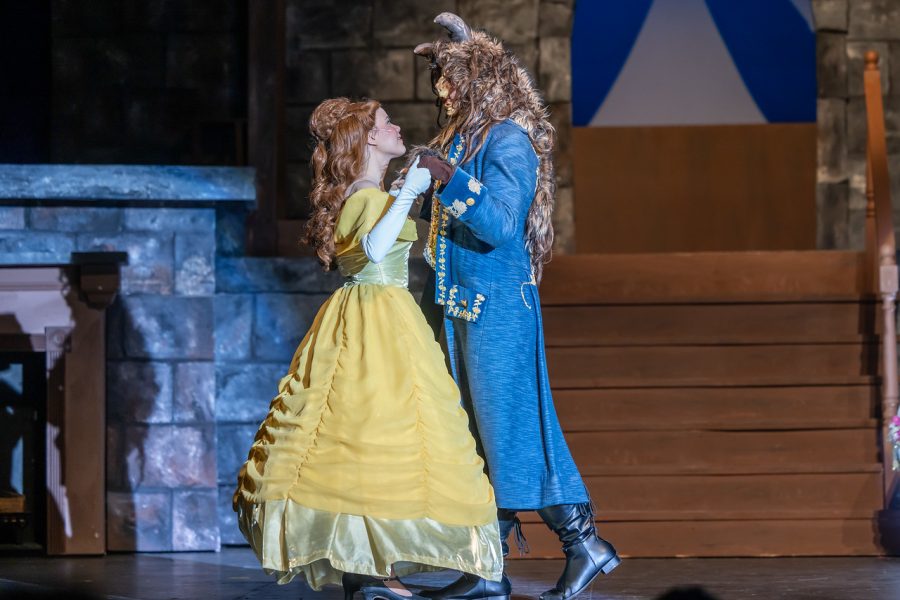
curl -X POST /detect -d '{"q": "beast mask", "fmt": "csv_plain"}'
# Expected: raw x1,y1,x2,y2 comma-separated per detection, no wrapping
414,12,557,280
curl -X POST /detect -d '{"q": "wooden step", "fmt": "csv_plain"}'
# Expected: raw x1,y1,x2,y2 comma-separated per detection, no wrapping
581,463,883,476
547,344,880,386
553,386,876,431
529,509,885,521
540,251,867,305
570,472,883,514
509,515,895,557
566,429,880,469
543,301,879,346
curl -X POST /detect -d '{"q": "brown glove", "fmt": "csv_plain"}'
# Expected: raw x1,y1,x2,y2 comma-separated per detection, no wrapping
419,155,455,188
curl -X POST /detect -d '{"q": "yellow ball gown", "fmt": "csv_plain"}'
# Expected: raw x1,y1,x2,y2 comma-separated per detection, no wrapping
233,188,502,589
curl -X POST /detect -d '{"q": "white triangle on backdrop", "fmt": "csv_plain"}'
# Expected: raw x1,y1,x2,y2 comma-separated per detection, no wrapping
590,0,766,126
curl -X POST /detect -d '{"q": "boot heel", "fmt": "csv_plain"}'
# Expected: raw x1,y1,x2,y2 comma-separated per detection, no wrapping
600,555,621,575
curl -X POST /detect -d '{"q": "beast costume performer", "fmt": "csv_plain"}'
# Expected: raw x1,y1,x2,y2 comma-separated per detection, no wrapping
410,13,620,600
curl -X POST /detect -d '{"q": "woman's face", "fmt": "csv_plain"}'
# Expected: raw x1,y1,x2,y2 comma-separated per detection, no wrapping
369,107,405,158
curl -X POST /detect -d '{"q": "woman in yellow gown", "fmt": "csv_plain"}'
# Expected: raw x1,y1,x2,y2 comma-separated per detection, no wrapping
233,97,502,600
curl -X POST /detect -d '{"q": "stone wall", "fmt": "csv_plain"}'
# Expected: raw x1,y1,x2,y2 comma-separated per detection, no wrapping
284,0,577,252
814,0,900,249
50,0,245,164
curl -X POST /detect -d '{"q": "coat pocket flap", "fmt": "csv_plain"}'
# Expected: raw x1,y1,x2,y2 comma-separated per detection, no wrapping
445,284,487,323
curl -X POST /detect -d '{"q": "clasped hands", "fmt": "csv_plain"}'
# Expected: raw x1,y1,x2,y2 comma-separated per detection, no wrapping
389,154,456,200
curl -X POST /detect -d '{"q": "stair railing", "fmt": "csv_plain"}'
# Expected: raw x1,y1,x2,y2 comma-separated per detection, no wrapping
862,51,899,504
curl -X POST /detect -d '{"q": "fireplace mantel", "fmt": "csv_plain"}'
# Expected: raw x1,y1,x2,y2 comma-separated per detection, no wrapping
0,253,124,555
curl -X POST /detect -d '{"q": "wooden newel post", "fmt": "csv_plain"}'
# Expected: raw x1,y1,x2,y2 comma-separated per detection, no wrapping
863,50,900,503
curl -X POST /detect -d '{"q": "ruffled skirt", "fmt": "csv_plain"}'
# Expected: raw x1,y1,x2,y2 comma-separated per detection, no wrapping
233,283,502,589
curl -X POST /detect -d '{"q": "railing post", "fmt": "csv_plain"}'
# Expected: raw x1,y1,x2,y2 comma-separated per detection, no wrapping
863,51,900,505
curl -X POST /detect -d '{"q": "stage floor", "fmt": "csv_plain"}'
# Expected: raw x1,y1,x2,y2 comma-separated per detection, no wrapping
1,548,899,599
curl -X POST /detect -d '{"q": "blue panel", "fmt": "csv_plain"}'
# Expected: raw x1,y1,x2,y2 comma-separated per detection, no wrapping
705,0,815,122
571,0,654,126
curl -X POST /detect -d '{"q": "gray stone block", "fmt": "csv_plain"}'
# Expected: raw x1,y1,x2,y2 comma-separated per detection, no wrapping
175,362,216,423
539,0,575,37
175,232,215,296
0,166,253,202
107,425,124,490
77,232,175,295
216,257,343,293
123,208,216,232
287,0,372,50
287,106,315,162
53,36,166,89
52,0,123,34
173,489,220,551
0,208,25,229
373,0,457,46
539,37,571,103
507,41,539,79
846,97,900,157
28,207,122,233
847,155,867,210
892,43,900,100
0,233,75,265
166,34,238,93
416,63,439,102
107,491,172,552
458,0,540,44
818,98,848,183
253,293,329,361
107,361,173,424
218,484,245,545
849,0,900,40
847,41,890,97
215,294,253,361
287,51,330,104
332,49,415,102
216,207,247,257
216,362,284,423
847,206,866,250
123,424,216,488
216,424,259,485
114,296,214,359
124,0,239,33
813,0,848,31
816,182,850,249
286,162,313,219
818,33,848,98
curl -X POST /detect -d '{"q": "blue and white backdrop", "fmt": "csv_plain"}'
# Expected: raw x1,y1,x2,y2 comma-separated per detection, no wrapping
572,0,816,127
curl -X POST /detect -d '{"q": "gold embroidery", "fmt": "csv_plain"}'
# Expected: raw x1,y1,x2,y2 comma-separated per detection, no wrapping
467,179,482,195
449,199,468,217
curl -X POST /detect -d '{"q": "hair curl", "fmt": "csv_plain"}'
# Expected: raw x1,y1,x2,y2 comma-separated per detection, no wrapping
303,97,380,269
425,32,556,282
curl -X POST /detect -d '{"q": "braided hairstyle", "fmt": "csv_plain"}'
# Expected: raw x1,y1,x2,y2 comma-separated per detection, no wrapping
303,97,380,269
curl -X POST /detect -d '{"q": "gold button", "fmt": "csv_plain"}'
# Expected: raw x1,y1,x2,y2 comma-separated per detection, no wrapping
466,198,475,206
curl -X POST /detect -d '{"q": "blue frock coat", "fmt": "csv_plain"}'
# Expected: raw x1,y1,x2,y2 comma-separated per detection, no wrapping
421,119,589,510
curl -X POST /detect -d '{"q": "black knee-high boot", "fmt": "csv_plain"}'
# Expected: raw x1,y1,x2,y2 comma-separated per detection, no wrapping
536,503,620,600
421,509,520,600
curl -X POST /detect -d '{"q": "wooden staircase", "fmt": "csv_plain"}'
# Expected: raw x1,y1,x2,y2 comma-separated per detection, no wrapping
517,250,896,557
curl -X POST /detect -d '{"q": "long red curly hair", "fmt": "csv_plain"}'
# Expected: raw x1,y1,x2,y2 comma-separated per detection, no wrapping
303,97,380,269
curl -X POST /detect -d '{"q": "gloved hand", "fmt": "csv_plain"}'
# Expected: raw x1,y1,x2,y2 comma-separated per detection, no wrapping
361,157,430,263
419,155,455,187
392,156,432,203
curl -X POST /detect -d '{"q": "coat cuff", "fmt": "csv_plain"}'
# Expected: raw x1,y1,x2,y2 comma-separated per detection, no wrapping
435,167,486,222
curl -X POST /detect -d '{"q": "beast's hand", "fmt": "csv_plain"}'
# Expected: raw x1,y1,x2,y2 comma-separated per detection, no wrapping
419,155,455,187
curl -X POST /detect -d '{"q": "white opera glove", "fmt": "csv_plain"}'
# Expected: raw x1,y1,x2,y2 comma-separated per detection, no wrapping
362,157,432,263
